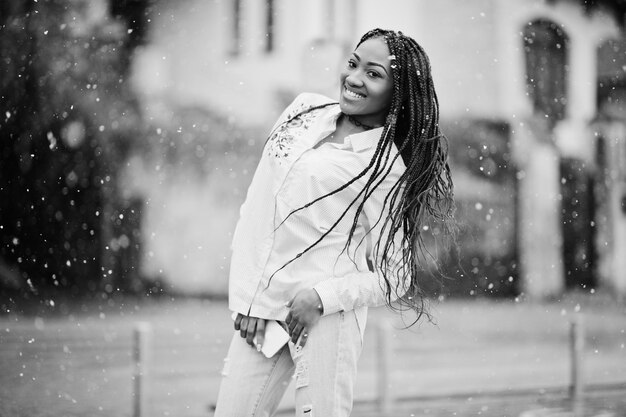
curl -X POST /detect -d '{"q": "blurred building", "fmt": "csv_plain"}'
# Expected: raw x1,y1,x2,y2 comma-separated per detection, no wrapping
126,0,626,298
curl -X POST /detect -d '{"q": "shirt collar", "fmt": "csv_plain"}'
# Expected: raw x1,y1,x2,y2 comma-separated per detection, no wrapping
328,105,384,152
348,127,384,152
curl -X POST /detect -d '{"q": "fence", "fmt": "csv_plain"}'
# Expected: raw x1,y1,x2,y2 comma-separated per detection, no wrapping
130,314,590,417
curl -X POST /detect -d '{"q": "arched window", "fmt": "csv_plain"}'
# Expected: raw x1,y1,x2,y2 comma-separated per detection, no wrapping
523,19,570,124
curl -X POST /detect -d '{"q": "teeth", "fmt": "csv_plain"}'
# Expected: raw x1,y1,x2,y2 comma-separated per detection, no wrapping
345,88,365,99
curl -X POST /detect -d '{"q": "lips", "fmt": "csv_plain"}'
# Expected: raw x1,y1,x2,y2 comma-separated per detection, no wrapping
344,86,366,100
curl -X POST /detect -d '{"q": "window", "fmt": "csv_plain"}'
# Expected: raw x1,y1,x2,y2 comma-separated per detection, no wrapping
228,0,276,56
523,19,570,124
265,0,274,53
230,0,242,56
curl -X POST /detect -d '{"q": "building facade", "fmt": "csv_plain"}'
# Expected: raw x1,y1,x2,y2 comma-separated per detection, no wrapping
127,0,626,297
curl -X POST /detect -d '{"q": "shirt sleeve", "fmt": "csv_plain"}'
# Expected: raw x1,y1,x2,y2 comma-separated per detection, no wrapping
231,93,314,249
313,163,409,315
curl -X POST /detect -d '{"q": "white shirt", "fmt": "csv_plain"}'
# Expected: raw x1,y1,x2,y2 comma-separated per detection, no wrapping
228,93,406,331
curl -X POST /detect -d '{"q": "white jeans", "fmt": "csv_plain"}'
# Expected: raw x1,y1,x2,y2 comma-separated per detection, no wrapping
213,310,363,417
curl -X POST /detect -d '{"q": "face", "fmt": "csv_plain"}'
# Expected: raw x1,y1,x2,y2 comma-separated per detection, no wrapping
339,37,394,126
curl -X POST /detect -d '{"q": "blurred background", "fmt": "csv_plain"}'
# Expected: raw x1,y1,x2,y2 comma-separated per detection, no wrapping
1,0,626,416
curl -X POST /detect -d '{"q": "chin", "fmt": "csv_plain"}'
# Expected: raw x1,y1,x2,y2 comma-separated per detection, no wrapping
339,101,360,116
338,100,351,114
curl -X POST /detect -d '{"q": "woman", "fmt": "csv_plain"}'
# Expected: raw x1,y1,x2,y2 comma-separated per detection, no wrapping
214,28,455,416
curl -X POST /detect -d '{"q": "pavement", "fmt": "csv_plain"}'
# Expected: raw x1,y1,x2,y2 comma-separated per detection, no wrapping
0,294,624,417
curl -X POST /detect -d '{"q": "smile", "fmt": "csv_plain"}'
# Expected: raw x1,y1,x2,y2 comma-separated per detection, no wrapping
344,87,366,100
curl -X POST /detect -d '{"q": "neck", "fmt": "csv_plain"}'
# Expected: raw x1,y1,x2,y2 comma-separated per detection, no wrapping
342,113,381,131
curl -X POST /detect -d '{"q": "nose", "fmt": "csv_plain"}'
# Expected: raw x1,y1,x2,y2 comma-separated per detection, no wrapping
345,72,364,88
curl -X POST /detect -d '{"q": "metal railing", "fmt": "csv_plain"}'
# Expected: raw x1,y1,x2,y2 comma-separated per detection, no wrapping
130,315,588,417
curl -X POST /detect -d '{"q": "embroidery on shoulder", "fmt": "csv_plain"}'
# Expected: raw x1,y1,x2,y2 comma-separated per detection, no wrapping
266,103,324,161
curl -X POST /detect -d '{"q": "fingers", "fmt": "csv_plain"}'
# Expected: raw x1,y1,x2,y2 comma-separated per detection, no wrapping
289,323,309,348
290,323,304,344
239,315,249,339
255,319,266,349
233,314,266,351
287,315,298,334
234,313,243,331
245,318,257,346
298,331,309,349
286,311,303,344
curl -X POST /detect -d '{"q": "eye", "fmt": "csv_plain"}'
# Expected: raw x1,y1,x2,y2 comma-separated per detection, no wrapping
347,59,357,69
367,70,381,78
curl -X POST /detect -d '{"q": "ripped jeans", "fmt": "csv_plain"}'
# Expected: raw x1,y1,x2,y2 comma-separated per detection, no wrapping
213,310,363,417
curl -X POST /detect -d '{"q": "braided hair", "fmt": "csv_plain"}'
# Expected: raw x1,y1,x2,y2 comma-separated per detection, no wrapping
272,29,456,322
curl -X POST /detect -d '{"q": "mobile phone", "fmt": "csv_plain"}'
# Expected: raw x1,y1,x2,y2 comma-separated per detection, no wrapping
254,320,290,358
231,313,290,358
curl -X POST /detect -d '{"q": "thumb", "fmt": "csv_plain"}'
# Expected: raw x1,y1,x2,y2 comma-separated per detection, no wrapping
285,299,293,308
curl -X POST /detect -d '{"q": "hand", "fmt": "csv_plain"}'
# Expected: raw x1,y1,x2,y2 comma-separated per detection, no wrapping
285,289,323,348
234,313,266,350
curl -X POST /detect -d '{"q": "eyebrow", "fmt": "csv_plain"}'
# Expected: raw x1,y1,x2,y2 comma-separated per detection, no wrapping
353,52,389,76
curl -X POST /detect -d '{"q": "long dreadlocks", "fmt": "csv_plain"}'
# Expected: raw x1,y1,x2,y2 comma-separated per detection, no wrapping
271,29,456,323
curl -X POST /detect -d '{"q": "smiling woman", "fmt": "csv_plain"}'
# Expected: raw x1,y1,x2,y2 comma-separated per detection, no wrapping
213,28,456,417
339,37,394,128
